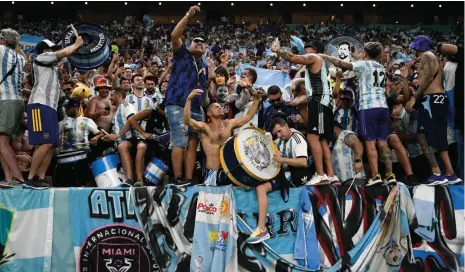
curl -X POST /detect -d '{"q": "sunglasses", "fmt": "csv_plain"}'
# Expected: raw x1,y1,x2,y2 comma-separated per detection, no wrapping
193,39,204,44
269,96,282,103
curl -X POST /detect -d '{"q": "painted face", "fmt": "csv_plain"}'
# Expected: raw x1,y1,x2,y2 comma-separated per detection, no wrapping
216,86,229,103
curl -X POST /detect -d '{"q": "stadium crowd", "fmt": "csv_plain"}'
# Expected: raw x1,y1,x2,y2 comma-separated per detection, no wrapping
0,6,463,194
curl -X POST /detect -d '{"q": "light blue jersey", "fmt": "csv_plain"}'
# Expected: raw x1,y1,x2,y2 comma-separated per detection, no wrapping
352,60,388,110
111,101,136,142
332,130,366,182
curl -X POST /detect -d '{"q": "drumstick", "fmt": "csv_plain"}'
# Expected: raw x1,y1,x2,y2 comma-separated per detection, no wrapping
69,24,79,38
345,175,357,196
100,129,110,136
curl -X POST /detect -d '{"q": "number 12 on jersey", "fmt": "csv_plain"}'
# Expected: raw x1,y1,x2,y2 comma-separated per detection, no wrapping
372,69,386,88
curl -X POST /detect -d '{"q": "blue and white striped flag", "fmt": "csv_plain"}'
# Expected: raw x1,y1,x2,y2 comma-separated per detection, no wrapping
0,188,54,272
19,35,45,53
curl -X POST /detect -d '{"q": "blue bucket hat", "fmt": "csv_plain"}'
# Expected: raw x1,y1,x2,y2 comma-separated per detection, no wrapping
409,35,432,52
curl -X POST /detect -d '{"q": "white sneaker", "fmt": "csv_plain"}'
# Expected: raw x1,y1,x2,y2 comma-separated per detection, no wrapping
328,176,340,185
305,174,331,186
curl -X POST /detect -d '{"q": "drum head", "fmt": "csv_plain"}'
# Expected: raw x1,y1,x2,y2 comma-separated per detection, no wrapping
325,35,363,79
234,127,280,181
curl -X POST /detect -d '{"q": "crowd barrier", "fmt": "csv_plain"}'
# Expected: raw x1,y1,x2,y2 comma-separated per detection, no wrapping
0,184,463,271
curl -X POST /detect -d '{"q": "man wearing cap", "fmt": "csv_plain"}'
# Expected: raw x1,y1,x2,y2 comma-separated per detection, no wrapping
0,28,27,186
321,42,396,186
272,39,339,186
56,97,105,187
407,35,461,184
25,35,83,187
166,5,209,186
87,78,113,133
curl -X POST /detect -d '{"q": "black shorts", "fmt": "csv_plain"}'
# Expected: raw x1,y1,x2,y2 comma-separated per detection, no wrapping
416,94,449,151
307,97,334,141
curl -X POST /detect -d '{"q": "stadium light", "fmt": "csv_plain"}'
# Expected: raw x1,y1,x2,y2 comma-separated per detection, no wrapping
439,4,442,7
197,20,199,23
373,4,376,7
242,22,245,24
198,2,201,5
171,20,174,23
11,1,14,4
231,2,234,6
340,3,343,7
124,2,127,5
396,21,399,24
51,1,54,4
85,1,87,4
159,2,162,5
410,4,414,7
303,3,306,6
270,3,273,6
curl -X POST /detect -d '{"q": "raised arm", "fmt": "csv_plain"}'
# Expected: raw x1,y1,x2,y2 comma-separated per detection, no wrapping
57,36,83,61
396,66,412,104
184,89,207,132
230,89,263,129
332,69,343,98
271,38,317,65
437,43,458,56
171,6,200,52
320,54,354,70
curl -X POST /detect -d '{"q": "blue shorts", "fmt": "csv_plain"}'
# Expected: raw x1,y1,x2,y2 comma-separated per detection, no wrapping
358,108,390,142
27,103,59,146
166,105,203,148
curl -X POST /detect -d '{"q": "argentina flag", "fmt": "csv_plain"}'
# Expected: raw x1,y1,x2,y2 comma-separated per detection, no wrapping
19,35,45,53
236,64,292,99
0,189,54,272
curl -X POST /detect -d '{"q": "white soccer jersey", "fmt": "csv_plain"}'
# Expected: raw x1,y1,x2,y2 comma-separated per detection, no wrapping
127,93,153,138
0,45,24,101
275,129,308,181
59,116,100,152
29,52,61,110
352,60,388,111
112,101,137,141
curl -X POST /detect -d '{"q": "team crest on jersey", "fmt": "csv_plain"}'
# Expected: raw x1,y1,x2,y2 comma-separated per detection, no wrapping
43,133,49,139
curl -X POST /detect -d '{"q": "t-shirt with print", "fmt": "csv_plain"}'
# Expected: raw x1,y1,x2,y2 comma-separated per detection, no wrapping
165,44,208,113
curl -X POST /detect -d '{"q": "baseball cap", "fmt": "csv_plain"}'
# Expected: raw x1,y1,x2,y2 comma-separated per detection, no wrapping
35,39,59,54
394,70,401,76
409,35,432,52
95,78,112,89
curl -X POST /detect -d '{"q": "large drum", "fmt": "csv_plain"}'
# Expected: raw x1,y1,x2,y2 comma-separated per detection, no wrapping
90,154,126,187
62,23,110,70
220,127,280,189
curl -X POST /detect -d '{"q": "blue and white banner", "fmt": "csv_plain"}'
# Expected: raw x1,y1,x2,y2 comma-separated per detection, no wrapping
69,188,159,272
236,64,292,94
19,35,45,53
0,188,54,272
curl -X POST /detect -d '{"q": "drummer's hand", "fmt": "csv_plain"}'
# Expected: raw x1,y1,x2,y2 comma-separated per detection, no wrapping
187,89,203,100
142,132,153,140
273,153,284,163
90,137,99,146
108,134,120,141
74,36,84,48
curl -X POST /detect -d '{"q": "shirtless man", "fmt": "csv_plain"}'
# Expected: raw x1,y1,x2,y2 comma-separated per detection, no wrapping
184,88,263,185
406,35,461,184
87,78,113,132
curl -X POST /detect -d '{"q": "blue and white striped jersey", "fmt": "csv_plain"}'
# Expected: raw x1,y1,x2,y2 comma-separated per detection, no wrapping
352,60,388,110
333,106,358,132
0,45,24,101
29,52,61,110
126,93,153,138
59,116,100,152
111,101,137,141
